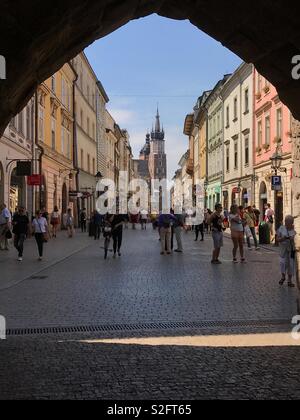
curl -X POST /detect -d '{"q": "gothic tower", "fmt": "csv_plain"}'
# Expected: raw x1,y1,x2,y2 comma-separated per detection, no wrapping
149,108,167,180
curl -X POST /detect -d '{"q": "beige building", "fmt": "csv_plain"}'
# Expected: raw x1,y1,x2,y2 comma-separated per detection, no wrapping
221,63,254,211
37,63,77,217
96,81,109,178
0,99,34,214
72,53,98,218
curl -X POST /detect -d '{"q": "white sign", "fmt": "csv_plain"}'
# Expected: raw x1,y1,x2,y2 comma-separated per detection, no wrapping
0,56,6,80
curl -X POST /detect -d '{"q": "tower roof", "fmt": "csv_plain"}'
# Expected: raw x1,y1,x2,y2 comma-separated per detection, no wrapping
151,107,165,141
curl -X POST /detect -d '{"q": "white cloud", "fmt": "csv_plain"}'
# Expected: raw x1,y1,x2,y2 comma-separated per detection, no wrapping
108,109,136,125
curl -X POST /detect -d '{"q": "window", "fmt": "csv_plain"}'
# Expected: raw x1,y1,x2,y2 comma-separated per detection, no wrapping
26,106,31,140
258,121,262,148
18,110,24,135
226,145,230,172
226,106,230,128
81,149,84,170
61,77,66,106
234,97,238,121
87,117,90,136
51,119,56,150
87,154,91,173
38,106,45,142
92,158,95,176
87,85,90,104
51,75,56,93
276,108,282,139
66,130,71,159
92,123,95,140
245,137,249,166
244,89,249,113
61,127,65,154
234,141,238,169
80,109,83,127
257,73,262,93
265,116,270,145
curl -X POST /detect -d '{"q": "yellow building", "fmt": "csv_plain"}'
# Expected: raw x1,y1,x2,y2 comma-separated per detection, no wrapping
37,62,77,216
72,53,99,217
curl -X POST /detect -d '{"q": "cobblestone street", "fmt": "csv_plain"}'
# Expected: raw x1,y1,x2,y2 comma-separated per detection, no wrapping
0,227,300,400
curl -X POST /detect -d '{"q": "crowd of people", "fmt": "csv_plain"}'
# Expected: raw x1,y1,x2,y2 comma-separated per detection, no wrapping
0,201,297,287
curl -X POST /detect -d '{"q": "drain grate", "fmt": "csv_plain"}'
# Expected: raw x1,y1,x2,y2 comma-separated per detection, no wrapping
5,319,291,337
30,276,48,280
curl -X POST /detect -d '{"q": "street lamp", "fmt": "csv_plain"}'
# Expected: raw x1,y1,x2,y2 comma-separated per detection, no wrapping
270,147,283,175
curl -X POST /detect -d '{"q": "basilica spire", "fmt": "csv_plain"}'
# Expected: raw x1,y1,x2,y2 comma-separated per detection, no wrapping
155,107,161,133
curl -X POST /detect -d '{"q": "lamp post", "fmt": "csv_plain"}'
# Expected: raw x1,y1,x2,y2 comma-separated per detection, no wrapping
270,146,285,234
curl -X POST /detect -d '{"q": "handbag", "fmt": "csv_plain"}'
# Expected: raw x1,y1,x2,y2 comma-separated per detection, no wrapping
5,230,12,240
36,219,49,243
244,226,252,239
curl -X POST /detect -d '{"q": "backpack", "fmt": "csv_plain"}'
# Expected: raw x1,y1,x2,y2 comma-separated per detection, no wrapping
162,215,171,229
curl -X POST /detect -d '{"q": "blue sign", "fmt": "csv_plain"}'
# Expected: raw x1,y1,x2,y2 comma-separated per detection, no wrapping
271,176,282,191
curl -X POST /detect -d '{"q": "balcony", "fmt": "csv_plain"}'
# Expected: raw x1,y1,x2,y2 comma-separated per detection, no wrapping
186,159,194,177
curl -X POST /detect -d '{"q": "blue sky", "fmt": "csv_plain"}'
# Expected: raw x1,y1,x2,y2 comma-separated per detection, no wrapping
85,14,242,179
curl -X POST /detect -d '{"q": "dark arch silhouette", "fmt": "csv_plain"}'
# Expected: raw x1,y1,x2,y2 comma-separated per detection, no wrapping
0,0,300,136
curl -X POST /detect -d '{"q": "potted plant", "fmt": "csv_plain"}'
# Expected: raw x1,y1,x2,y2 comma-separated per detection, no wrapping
262,144,270,151
256,146,262,154
273,136,282,144
263,85,270,94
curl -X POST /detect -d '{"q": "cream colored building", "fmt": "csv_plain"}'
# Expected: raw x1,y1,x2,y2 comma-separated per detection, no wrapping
72,53,98,217
37,63,77,217
0,99,34,214
96,81,109,178
221,63,254,210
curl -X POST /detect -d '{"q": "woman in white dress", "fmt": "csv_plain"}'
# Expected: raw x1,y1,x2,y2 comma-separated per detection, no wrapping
278,215,296,288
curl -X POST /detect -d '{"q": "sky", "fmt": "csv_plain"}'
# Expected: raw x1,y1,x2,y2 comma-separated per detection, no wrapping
85,14,242,179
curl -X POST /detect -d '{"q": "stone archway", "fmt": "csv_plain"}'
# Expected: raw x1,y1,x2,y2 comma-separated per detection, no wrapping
1,1,300,136
0,162,4,204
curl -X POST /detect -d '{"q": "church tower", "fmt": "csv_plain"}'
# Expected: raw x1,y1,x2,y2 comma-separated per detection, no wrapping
149,108,167,180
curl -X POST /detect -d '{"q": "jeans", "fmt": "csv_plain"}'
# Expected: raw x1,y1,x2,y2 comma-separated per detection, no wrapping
174,226,183,251
113,228,123,254
35,233,44,257
81,221,87,233
94,223,101,240
14,234,26,257
195,224,204,241
160,227,171,253
247,227,258,248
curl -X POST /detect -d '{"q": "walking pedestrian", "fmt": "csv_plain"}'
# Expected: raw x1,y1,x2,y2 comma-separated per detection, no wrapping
195,222,204,242
278,215,296,288
0,203,11,251
210,204,225,264
12,206,31,261
158,212,176,255
264,203,275,242
32,210,49,261
244,206,260,250
66,209,74,238
93,210,103,240
41,206,49,223
80,208,87,233
140,210,148,230
50,206,60,238
229,204,246,263
109,213,125,258
171,210,184,253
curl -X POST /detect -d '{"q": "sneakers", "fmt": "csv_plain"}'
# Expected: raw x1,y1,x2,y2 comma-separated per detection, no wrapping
18,257,23,262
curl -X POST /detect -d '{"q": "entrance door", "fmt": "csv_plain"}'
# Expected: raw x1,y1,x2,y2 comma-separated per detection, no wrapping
275,192,284,231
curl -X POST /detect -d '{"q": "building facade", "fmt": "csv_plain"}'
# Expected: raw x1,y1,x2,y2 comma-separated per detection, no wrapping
221,63,254,211
0,99,34,214
37,63,77,218
72,53,98,218
253,69,293,226
206,75,231,210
